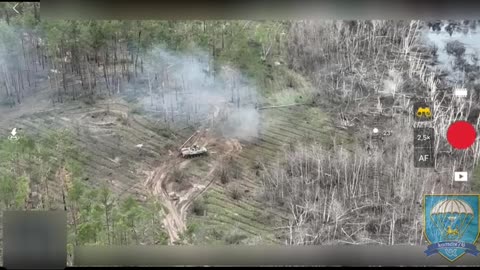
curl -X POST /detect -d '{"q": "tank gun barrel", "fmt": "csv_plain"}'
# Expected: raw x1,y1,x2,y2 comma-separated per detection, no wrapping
179,130,200,151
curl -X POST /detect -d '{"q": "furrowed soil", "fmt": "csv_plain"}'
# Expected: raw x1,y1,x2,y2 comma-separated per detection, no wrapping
185,105,356,244
0,83,356,245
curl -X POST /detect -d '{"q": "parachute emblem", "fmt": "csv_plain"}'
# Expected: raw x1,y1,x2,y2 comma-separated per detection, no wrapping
424,195,480,262
430,199,474,240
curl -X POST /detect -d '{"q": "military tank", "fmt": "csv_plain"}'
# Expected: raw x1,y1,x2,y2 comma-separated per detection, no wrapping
180,144,208,158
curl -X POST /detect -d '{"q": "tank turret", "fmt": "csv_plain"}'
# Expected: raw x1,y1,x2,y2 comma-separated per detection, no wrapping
180,144,208,158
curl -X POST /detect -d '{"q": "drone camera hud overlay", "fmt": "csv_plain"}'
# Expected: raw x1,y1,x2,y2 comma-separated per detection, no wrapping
1,0,480,267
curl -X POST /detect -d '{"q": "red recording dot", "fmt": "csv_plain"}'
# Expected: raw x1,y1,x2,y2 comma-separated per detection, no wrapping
447,121,477,149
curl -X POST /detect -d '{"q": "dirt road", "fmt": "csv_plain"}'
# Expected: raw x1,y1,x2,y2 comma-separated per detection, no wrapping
145,130,242,244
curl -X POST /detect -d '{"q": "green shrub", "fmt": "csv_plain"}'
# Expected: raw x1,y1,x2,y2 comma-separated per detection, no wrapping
224,231,248,244
219,166,230,185
129,105,145,115
172,168,186,184
191,198,207,216
229,185,242,200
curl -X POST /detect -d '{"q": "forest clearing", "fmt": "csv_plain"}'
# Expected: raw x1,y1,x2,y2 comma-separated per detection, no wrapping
1,2,480,265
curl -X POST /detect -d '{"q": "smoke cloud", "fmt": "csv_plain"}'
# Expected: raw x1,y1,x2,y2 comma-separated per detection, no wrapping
141,47,260,140
220,107,260,140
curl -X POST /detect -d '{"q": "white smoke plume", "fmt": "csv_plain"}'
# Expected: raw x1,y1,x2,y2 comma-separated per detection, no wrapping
141,47,260,140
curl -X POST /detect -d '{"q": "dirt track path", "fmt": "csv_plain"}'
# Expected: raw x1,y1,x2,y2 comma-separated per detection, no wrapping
145,132,242,244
